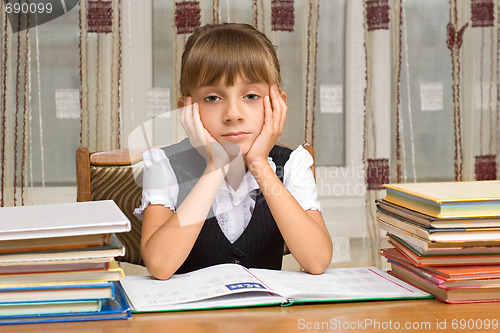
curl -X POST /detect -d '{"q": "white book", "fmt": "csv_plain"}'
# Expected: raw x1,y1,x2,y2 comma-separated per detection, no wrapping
0,200,130,241
120,264,431,312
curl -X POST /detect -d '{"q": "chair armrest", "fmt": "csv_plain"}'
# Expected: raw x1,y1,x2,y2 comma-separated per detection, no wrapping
90,147,150,166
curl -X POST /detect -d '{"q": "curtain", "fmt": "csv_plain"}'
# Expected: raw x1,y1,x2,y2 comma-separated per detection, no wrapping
80,0,121,152
0,1,81,206
391,0,498,184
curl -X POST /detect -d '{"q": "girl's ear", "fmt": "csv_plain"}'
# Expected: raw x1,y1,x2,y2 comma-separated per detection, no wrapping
177,97,185,108
280,91,287,105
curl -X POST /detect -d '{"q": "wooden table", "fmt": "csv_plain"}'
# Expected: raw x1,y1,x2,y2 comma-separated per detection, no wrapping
1,298,500,332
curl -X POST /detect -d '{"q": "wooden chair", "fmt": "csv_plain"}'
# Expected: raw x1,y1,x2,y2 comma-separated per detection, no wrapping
76,144,315,265
76,146,148,265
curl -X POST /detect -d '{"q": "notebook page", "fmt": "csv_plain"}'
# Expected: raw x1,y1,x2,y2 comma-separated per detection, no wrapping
249,266,429,300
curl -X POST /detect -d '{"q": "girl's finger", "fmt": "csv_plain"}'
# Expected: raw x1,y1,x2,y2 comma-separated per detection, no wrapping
180,97,189,126
275,89,287,131
179,105,185,127
179,97,188,126
277,91,287,130
270,86,282,131
263,95,273,131
179,106,192,137
192,103,206,143
183,103,196,136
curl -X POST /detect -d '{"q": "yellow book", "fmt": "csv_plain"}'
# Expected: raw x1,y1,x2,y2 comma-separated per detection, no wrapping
383,180,500,218
0,260,124,288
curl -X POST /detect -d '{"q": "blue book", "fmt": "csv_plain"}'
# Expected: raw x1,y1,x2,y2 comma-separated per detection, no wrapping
0,282,114,304
0,299,101,316
0,282,130,325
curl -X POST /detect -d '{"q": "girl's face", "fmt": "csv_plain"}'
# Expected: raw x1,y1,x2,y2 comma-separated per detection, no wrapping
188,76,270,155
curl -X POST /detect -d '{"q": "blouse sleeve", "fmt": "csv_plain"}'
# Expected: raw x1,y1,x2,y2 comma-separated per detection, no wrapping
133,148,179,220
283,145,322,214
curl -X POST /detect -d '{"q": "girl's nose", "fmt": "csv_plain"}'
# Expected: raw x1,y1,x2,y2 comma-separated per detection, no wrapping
223,100,244,122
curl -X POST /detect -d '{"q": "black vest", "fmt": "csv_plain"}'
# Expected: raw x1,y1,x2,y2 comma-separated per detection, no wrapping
162,139,292,274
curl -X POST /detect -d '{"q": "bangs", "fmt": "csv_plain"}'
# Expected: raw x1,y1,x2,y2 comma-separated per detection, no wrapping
180,24,281,95
195,52,275,88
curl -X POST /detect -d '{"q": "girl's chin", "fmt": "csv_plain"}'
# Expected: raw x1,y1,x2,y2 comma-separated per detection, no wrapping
219,141,250,156
238,144,252,156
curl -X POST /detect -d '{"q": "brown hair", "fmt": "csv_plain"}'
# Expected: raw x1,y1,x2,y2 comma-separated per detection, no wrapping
180,23,281,96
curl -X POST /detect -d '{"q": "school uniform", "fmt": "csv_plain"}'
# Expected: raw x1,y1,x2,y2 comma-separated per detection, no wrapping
135,138,321,273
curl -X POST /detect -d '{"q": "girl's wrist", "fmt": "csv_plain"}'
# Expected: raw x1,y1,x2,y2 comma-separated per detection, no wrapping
246,158,272,179
202,164,227,181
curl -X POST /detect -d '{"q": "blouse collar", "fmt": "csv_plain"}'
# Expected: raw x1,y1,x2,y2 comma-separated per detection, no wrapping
216,157,276,207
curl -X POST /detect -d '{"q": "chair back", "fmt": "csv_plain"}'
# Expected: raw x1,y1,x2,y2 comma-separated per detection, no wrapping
76,146,146,265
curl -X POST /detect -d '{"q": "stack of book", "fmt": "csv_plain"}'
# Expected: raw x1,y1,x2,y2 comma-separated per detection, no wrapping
377,180,500,303
0,200,132,324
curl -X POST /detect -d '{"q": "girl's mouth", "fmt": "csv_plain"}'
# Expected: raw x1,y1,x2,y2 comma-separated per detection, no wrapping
222,132,250,140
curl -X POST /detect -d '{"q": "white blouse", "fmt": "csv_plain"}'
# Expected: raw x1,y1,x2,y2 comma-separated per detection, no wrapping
134,145,322,243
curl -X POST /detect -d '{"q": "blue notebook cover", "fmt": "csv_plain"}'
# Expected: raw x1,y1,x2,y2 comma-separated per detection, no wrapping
0,282,114,305
0,281,131,325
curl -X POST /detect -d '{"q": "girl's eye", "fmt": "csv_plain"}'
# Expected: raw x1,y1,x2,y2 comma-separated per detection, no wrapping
245,94,259,100
204,95,220,102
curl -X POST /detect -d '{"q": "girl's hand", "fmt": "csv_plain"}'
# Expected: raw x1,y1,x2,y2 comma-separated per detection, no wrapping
180,97,229,171
245,85,287,170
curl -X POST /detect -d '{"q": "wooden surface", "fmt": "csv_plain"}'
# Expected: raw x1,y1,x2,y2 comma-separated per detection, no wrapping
2,298,500,332
90,147,149,166
75,146,92,202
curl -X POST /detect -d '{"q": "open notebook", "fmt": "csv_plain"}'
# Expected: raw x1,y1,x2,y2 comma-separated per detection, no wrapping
120,263,431,312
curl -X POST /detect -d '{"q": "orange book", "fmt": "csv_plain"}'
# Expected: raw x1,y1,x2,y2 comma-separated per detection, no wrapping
0,234,110,254
424,265,500,282
382,248,500,282
381,246,500,266
390,263,500,303
389,262,500,289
